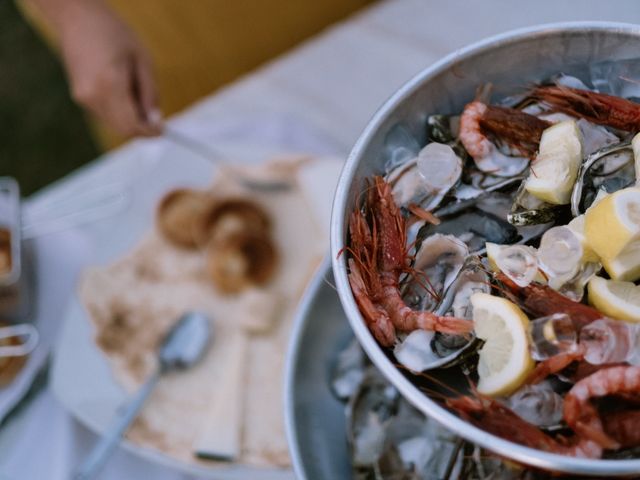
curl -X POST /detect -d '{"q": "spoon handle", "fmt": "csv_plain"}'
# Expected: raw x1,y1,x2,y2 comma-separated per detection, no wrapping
163,126,226,165
74,371,160,480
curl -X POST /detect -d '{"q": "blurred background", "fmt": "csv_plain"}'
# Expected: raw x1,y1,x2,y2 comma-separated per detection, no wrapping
0,0,374,195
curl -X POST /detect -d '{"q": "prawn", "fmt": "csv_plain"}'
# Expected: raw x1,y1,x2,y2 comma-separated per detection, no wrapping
497,273,606,384
532,85,640,132
496,273,602,331
564,365,640,449
446,395,603,458
459,101,550,176
347,176,473,341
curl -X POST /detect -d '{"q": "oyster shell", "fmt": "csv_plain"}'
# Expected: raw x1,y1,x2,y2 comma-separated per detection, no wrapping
408,233,468,312
571,140,634,215
418,208,518,254
395,256,486,372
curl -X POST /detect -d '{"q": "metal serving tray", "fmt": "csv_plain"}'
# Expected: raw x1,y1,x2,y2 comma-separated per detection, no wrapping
331,23,640,476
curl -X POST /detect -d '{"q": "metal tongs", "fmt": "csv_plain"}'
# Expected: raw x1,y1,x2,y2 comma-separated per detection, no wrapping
0,323,39,357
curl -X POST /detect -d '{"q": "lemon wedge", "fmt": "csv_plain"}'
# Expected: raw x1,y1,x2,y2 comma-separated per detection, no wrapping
524,120,583,205
485,242,503,272
588,276,640,322
471,292,534,396
566,215,600,264
601,250,640,282
584,187,640,262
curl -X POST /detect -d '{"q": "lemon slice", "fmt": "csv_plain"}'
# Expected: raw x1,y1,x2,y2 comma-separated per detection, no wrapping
601,250,640,282
566,215,599,264
471,292,534,396
524,120,583,205
588,276,640,322
485,242,503,272
584,187,640,261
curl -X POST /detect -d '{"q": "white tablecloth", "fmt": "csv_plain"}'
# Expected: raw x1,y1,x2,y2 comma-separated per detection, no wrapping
2,1,640,479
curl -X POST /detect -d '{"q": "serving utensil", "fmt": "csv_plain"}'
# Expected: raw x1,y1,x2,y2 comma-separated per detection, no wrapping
74,311,212,480
0,324,39,357
163,126,292,192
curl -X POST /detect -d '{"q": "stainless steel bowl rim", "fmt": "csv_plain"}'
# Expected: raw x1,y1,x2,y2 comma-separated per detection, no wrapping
331,21,640,476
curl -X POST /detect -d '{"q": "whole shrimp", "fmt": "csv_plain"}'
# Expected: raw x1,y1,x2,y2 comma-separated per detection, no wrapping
564,365,640,449
347,176,473,344
496,273,602,330
532,85,640,132
497,273,605,384
459,102,550,176
447,395,603,458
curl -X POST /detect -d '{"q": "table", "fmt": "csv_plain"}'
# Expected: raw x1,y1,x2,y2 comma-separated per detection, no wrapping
2,1,640,479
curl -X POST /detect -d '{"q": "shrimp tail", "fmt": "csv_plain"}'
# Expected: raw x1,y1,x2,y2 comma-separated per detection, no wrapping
421,312,473,334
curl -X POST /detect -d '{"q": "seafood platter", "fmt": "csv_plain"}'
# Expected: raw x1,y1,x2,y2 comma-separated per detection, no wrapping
331,23,640,476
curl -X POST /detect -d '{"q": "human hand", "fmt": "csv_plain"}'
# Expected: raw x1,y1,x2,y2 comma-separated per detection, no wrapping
54,0,162,137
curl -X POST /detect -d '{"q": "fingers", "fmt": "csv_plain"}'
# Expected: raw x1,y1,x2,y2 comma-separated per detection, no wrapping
133,50,163,135
70,53,161,138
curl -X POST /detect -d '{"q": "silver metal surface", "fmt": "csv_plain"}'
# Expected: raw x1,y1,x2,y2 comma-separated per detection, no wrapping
285,259,353,480
331,22,640,476
0,324,38,357
74,312,212,480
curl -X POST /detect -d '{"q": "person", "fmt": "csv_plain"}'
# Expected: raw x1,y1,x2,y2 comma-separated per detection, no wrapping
23,0,374,142
25,0,162,138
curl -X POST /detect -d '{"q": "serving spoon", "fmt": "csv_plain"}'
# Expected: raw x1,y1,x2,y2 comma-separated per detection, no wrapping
74,311,212,480
163,126,293,192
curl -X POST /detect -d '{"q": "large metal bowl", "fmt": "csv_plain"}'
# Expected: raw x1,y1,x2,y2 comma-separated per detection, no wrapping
331,22,640,476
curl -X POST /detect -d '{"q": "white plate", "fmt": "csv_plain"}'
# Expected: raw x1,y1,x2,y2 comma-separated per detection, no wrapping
51,136,342,479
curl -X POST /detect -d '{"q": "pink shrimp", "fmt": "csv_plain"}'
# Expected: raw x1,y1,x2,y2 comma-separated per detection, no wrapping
459,101,550,174
497,273,615,384
446,395,603,458
532,85,640,132
497,273,603,331
347,176,473,343
564,366,640,449
459,101,494,161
